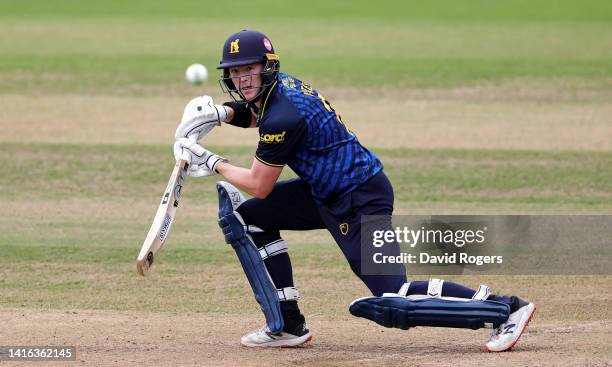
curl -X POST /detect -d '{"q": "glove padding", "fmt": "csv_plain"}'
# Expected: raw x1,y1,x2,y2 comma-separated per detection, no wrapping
173,137,227,177
175,96,229,141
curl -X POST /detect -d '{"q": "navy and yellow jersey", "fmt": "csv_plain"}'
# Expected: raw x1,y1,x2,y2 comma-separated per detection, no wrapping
254,73,383,202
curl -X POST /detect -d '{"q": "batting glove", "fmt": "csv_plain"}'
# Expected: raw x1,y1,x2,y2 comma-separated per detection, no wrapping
175,95,230,141
173,138,227,177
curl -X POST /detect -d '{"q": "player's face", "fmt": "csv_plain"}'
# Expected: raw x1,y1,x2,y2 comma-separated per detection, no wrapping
229,63,263,101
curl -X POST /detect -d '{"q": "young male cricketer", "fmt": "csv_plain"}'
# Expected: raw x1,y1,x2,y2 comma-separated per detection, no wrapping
173,30,535,351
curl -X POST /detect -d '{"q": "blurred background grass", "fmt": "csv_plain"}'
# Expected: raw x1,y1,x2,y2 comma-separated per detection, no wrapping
1,0,611,92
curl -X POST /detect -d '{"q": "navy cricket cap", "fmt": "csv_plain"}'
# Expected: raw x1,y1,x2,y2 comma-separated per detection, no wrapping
217,30,277,69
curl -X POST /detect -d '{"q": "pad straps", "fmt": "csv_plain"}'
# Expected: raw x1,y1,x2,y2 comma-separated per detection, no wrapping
258,239,288,260
232,211,264,234
427,278,444,298
395,279,491,301
257,239,299,302
472,284,491,300
277,287,300,301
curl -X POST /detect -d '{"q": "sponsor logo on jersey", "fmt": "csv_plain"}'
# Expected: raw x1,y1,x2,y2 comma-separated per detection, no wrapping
230,39,240,53
260,131,286,143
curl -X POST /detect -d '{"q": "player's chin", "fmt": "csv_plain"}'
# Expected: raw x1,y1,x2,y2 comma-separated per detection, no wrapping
241,87,259,101
241,90,254,100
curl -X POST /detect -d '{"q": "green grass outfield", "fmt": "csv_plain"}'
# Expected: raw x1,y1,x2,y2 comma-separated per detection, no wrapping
0,144,610,313
2,143,611,206
1,0,611,92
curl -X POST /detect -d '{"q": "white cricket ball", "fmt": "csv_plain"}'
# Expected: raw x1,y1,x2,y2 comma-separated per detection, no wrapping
185,63,208,85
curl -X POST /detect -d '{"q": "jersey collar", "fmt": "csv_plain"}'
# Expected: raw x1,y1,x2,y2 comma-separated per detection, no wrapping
256,80,278,126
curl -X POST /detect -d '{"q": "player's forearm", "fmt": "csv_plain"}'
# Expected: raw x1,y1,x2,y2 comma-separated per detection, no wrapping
216,162,271,198
222,103,257,128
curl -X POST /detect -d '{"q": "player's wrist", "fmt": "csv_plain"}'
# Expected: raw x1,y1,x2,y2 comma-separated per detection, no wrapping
206,153,228,173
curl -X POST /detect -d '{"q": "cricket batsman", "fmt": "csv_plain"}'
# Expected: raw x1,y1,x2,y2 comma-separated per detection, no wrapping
173,30,536,351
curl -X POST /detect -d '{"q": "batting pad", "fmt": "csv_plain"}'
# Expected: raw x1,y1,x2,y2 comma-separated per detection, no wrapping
217,182,284,334
349,296,509,330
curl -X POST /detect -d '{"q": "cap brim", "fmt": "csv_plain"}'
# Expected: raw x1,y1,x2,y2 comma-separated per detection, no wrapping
217,57,263,69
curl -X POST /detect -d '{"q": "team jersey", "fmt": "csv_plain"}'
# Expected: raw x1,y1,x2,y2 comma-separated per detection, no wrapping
255,73,383,202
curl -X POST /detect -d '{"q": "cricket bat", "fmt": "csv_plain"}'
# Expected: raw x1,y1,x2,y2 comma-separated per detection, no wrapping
136,138,204,276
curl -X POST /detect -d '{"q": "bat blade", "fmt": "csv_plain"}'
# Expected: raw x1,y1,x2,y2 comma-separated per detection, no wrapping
136,158,189,276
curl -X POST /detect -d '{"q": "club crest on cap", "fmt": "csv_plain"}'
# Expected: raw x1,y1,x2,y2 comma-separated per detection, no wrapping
230,39,240,53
